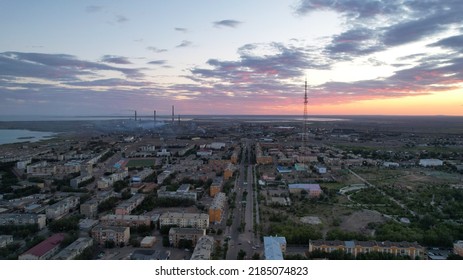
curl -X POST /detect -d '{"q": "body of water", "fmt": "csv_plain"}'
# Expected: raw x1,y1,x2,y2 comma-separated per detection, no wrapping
0,129,56,145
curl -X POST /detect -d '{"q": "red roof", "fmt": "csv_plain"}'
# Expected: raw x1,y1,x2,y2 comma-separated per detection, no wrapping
23,233,65,257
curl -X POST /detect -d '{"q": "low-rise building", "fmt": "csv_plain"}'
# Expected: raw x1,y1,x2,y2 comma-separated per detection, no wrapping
288,183,322,198
159,212,209,229
168,227,206,247
209,192,226,224
46,196,80,220
0,213,46,229
115,194,145,215
18,233,65,260
190,235,214,260
314,164,327,174
308,240,425,259
52,237,93,260
419,158,443,167
140,236,156,248
91,225,130,245
264,236,287,260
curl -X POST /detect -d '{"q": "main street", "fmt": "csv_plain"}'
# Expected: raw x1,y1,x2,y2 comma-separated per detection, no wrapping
226,139,261,259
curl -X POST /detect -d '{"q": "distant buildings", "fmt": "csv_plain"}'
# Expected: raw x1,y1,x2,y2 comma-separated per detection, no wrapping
190,235,214,260
18,233,65,260
264,236,287,260
308,240,425,259
0,213,46,229
419,159,443,167
159,212,209,229
91,225,130,245
256,143,273,165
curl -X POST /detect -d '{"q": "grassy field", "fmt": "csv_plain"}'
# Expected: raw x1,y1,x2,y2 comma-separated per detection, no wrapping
126,158,156,168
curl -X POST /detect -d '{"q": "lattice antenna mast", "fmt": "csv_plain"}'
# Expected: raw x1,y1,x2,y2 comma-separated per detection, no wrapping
302,78,308,147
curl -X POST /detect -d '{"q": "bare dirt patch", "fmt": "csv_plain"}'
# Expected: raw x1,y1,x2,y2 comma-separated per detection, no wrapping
339,209,388,234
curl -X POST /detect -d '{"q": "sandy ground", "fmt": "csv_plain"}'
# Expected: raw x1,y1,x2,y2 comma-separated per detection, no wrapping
339,209,388,234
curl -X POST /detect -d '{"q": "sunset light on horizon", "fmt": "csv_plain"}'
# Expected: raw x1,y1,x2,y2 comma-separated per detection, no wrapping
1,0,462,117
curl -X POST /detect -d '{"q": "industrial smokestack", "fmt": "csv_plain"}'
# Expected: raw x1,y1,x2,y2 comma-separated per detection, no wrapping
154,110,156,123
135,110,137,121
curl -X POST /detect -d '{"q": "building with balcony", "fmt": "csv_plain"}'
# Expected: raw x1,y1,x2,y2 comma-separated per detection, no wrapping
159,212,209,229
190,235,214,260
0,213,46,229
308,240,425,259
168,227,206,247
209,192,226,224
99,214,152,227
52,237,93,260
91,225,130,245
115,194,145,215
46,196,80,220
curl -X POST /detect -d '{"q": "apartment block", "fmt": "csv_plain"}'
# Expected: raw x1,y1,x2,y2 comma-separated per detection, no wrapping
52,237,93,260
80,199,98,219
100,214,152,227
209,177,223,197
190,235,214,260
46,196,80,220
70,174,93,188
168,227,206,247
159,212,209,229
308,240,425,259
209,192,226,224
91,225,130,245
0,213,46,229
115,194,145,215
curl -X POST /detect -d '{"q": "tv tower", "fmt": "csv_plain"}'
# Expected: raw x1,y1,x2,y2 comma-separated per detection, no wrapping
302,78,308,147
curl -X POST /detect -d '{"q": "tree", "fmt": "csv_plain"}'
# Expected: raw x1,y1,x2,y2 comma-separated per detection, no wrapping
237,249,246,260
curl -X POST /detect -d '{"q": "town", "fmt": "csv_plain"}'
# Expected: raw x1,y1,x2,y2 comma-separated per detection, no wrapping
1,115,463,260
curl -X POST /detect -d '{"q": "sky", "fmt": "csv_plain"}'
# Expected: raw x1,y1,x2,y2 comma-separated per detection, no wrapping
0,0,462,117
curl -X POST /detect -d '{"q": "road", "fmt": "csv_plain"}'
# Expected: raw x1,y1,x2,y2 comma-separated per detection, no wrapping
226,139,261,259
